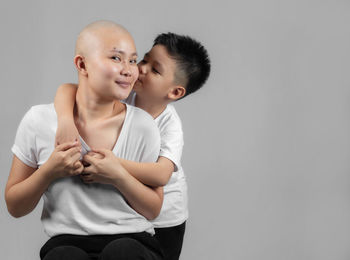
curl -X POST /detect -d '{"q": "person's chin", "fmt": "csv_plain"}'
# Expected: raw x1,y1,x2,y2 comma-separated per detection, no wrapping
116,87,132,100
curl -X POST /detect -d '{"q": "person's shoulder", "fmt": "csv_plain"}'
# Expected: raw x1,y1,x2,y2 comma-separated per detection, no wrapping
21,103,55,128
156,104,183,132
165,104,182,124
21,103,54,118
29,103,55,115
28,103,55,121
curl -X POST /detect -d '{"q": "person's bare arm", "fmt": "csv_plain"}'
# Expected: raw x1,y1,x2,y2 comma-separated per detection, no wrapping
109,166,163,220
82,149,164,220
119,156,174,187
5,142,83,218
54,83,79,146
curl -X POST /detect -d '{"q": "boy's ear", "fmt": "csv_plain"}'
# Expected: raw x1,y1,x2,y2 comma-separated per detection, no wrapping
168,86,186,101
74,55,88,76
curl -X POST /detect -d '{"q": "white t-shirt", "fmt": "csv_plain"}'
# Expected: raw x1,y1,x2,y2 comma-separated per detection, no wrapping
12,103,161,237
124,92,189,228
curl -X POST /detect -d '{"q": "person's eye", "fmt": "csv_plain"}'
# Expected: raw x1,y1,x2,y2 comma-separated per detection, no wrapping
112,56,121,61
152,68,160,74
139,59,147,64
130,59,137,64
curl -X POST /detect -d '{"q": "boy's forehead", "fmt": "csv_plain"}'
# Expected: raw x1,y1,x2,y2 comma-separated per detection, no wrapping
147,45,176,68
147,45,165,60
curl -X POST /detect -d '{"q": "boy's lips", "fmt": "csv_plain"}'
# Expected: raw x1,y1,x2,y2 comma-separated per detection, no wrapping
136,78,143,84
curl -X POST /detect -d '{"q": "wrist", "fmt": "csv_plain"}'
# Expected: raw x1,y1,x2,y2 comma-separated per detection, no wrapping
112,165,129,188
41,161,60,183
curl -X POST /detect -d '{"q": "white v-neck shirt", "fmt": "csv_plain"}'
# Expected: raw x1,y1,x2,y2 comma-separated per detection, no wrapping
12,103,161,237
124,92,188,228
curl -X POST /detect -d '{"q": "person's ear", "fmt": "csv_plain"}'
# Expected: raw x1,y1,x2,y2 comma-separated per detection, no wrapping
74,55,88,76
168,86,186,101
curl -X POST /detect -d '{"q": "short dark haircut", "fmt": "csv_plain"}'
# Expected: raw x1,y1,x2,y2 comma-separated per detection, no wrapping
153,32,211,99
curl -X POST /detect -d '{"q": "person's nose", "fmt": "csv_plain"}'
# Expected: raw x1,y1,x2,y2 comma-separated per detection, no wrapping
120,61,131,77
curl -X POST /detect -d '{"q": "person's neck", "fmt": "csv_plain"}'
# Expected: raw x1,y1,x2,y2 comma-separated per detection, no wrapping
135,95,168,119
75,82,122,124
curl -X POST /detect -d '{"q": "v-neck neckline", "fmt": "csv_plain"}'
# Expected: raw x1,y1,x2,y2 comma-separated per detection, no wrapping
78,103,130,154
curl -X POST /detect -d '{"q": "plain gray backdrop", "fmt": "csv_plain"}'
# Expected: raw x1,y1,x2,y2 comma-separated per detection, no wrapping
1,0,350,259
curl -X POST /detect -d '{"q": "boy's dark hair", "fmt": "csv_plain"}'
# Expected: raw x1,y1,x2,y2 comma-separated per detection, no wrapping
153,32,211,98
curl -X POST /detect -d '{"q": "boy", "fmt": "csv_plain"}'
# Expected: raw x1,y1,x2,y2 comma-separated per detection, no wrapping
5,21,164,260
54,32,211,259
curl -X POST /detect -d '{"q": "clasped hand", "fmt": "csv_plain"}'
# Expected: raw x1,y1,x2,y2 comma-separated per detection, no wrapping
47,141,122,185
80,149,124,185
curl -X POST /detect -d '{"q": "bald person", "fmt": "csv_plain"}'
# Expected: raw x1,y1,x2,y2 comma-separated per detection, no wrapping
5,20,164,260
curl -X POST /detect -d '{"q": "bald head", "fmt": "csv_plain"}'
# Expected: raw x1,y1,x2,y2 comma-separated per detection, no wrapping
75,20,133,57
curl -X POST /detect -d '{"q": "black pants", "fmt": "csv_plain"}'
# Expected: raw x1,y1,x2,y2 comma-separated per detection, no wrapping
40,232,163,260
154,222,186,260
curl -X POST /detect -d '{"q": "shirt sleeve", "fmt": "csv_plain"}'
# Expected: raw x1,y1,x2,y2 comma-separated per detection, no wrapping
11,107,38,168
159,121,184,172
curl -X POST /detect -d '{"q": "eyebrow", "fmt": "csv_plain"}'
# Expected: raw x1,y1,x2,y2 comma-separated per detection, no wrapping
110,48,138,57
154,60,164,73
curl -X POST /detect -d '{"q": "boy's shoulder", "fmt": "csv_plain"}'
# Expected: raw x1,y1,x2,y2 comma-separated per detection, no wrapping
156,104,183,132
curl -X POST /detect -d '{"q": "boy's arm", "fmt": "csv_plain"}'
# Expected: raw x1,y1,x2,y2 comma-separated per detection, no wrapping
118,120,184,187
122,109,185,188
82,149,164,220
54,83,79,146
110,164,164,220
118,156,174,187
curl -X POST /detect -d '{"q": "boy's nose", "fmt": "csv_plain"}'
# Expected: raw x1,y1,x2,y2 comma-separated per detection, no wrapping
138,63,147,75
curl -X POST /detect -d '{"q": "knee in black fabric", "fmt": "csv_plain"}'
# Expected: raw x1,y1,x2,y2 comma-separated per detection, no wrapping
100,237,150,260
42,245,89,260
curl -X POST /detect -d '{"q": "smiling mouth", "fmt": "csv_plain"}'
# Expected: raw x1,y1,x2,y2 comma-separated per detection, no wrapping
115,81,131,88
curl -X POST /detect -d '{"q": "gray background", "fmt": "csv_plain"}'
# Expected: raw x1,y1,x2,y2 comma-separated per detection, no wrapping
1,0,350,259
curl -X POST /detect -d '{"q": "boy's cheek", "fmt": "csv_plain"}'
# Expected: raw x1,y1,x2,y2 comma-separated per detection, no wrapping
131,67,139,82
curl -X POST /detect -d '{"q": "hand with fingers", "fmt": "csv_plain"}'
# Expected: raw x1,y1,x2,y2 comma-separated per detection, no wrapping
45,141,84,180
80,149,124,185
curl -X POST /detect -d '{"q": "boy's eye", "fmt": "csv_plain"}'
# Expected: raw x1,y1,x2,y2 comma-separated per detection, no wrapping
152,68,160,74
130,59,137,64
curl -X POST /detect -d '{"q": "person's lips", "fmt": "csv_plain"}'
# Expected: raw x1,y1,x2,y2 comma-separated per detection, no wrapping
115,80,132,88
